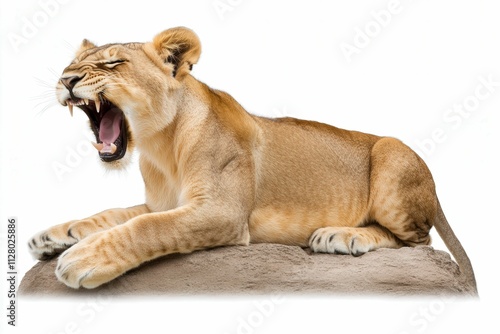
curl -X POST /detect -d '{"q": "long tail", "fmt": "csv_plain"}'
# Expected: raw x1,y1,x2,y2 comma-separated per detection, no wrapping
434,199,478,296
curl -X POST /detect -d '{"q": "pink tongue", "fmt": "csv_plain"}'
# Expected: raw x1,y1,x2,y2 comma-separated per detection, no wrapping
99,108,122,145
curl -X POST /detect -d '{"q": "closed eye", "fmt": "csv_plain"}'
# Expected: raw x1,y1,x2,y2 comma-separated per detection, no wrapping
104,59,126,68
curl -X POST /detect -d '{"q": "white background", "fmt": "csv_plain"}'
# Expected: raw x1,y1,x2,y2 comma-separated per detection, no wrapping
1,0,499,333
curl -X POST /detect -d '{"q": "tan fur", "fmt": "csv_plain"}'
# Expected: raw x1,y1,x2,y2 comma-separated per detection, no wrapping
29,27,477,294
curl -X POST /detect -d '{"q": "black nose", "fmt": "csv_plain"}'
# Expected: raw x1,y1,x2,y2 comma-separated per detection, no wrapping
60,75,82,91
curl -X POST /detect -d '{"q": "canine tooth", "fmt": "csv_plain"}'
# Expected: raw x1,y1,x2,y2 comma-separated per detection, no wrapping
68,104,73,117
84,98,89,105
95,99,101,113
109,143,117,154
91,142,103,151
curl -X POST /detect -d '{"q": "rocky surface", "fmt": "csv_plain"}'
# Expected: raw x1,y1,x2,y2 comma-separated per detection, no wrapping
19,244,476,297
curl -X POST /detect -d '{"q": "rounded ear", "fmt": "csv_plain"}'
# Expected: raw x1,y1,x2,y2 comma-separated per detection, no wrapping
152,27,201,79
76,39,97,56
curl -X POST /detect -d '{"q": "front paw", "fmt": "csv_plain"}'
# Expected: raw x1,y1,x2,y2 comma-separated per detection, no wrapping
55,231,129,289
28,221,80,260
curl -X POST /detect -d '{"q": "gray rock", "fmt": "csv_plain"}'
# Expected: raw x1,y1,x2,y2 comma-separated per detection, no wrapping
19,244,477,297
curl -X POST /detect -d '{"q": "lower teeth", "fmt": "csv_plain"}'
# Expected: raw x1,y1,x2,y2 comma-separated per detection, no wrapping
91,142,117,154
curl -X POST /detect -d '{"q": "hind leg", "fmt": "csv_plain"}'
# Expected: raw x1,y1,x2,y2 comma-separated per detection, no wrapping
309,224,403,256
309,138,436,256
368,138,437,247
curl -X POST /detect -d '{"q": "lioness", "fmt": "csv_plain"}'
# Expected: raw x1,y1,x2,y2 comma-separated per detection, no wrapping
29,27,477,293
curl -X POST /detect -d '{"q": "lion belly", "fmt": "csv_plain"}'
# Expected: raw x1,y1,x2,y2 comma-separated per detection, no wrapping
248,118,376,246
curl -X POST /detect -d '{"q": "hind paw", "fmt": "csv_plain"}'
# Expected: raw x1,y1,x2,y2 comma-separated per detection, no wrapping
309,227,373,256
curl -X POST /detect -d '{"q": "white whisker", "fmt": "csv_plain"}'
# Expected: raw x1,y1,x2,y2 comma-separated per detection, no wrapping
48,68,62,81
34,100,61,117
62,39,78,58
30,81,59,115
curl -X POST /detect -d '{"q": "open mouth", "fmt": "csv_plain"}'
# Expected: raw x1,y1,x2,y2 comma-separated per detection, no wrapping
66,97,128,162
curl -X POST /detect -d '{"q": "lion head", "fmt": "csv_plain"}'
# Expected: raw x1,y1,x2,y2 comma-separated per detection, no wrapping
55,27,201,167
